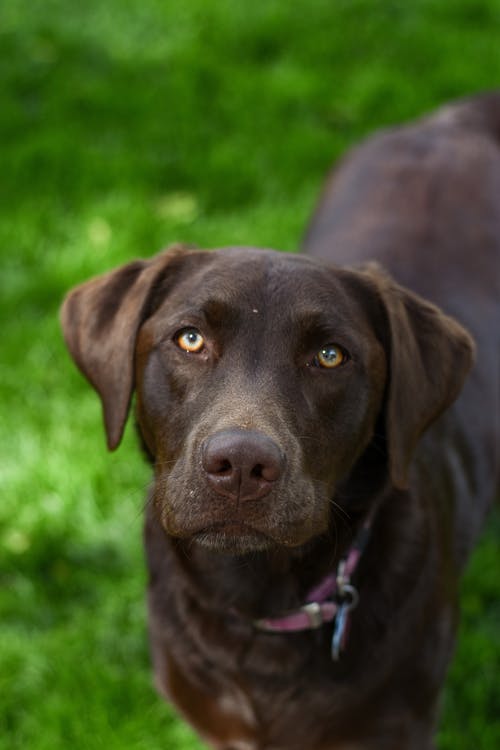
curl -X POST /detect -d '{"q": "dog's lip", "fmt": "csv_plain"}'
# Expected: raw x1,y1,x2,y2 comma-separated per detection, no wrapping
190,520,307,549
190,520,277,553
193,519,279,544
194,519,267,537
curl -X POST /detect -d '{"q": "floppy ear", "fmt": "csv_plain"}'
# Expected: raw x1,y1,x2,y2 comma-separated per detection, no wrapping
60,245,190,450
365,268,475,490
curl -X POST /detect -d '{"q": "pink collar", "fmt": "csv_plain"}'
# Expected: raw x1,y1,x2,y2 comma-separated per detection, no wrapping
253,510,375,660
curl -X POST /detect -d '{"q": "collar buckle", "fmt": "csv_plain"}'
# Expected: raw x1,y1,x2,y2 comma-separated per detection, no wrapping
301,601,324,629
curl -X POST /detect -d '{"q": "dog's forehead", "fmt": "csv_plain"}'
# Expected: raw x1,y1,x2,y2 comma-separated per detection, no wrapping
166,247,363,321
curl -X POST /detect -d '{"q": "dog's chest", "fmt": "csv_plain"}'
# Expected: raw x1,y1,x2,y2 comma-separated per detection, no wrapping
157,648,259,748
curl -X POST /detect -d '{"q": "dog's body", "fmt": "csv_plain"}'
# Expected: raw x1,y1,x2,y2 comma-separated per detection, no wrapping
61,94,499,749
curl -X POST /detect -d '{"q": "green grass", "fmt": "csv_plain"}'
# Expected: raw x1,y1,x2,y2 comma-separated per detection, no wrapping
1,1,500,747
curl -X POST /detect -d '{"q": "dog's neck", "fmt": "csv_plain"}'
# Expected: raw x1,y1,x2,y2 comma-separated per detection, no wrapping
170,502,373,620
174,536,323,613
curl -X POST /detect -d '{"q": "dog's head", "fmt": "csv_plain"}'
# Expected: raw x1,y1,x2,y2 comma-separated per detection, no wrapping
61,246,474,554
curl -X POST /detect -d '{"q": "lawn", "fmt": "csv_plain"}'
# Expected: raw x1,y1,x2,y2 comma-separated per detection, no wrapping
1,1,499,748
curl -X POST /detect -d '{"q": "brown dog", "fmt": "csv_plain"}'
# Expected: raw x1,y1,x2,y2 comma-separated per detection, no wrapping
61,93,499,749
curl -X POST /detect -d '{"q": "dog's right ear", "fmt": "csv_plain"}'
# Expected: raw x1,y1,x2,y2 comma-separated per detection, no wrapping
60,245,191,451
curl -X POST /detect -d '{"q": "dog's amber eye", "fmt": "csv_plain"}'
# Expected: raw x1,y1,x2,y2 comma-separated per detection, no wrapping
175,328,205,353
315,344,346,369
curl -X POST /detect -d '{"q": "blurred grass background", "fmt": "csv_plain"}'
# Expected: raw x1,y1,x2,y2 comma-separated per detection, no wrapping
1,1,499,748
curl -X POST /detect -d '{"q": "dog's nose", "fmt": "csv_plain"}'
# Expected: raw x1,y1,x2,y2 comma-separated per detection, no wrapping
202,429,284,502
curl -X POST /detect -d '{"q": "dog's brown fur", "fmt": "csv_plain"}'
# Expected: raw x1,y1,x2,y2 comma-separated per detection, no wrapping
61,93,499,749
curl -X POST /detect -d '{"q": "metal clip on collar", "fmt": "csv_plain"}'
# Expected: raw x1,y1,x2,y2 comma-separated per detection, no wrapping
331,563,360,661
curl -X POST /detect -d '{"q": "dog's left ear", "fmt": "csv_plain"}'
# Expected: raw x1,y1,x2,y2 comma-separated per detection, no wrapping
60,245,191,451
361,268,476,490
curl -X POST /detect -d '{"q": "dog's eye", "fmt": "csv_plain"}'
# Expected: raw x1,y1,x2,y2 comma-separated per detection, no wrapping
313,344,347,369
175,328,205,353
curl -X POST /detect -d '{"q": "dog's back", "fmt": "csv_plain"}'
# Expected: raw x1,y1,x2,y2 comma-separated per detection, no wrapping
304,92,500,314
304,92,500,558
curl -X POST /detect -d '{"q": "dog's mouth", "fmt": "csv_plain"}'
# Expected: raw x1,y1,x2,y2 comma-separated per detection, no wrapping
191,521,276,555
